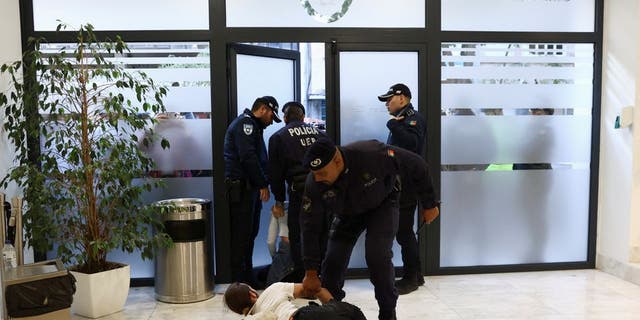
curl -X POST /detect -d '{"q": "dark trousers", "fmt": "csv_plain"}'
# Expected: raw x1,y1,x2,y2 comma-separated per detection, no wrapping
227,183,261,283
287,190,304,277
293,300,367,320
396,194,420,276
321,198,399,314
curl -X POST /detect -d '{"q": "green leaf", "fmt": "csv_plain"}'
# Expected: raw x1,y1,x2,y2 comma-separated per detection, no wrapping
160,138,170,149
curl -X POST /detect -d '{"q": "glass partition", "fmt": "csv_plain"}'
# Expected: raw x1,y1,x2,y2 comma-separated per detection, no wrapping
41,42,213,277
33,0,209,31
440,43,594,267
227,0,425,28
339,51,419,145
442,0,595,32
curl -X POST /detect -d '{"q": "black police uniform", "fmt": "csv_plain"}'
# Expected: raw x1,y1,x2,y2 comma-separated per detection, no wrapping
223,108,269,283
386,102,427,283
268,120,327,280
300,140,438,319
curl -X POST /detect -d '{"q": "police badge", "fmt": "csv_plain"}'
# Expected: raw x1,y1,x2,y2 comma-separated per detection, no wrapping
300,0,354,23
243,123,253,135
302,196,312,213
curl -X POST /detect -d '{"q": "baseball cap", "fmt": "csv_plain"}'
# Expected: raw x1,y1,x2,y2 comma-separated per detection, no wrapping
261,96,282,123
377,83,412,102
303,137,337,171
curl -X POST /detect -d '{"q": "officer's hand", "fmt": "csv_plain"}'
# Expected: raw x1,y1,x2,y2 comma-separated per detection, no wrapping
421,206,440,224
390,115,405,121
271,203,285,218
259,188,270,202
302,270,321,296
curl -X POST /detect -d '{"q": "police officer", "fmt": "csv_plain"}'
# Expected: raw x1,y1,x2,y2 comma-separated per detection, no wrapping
224,96,281,286
268,101,327,282
299,138,439,320
378,83,427,294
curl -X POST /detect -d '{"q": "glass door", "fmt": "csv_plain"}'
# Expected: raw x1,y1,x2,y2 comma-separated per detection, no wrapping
228,44,301,267
330,43,430,270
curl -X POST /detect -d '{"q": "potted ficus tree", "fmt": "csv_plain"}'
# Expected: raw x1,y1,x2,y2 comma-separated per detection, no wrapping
0,24,172,318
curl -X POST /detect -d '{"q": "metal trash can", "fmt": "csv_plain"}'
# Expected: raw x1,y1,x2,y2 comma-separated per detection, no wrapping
153,198,214,303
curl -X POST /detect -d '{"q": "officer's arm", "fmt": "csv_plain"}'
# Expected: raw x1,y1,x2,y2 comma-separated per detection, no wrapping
268,134,287,203
396,147,438,209
386,116,424,154
235,120,268,188
300,176,325,272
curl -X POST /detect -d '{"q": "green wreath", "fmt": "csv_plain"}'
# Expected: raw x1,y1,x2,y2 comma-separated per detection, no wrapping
301,0,354,23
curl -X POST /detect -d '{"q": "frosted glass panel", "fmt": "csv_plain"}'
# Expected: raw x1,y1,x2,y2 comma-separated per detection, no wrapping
33,0,209,31
40,42,212,114
440,170,589,266
340,52,419,144
37,43,214,278
235,53,295,266
236,54,294,147
442,115,592,165
442,43,594,109
112,177,214,278
144,119,212,174
442,0,595,32
227,0,425,28
440,42,594,267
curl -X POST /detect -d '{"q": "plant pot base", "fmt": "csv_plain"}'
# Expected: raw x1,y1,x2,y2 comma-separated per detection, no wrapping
70,263,130,319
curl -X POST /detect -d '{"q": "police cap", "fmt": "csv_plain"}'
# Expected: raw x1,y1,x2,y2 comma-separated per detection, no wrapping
303,137,336,171
260,96,282,123
377,83,412,101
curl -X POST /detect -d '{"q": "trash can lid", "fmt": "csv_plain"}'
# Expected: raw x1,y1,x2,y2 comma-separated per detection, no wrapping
153,198,211,215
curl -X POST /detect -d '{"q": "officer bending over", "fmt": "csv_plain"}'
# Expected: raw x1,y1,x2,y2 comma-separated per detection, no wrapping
299,138,439,320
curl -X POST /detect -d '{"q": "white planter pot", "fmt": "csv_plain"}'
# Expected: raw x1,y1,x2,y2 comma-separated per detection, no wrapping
70,263,130,319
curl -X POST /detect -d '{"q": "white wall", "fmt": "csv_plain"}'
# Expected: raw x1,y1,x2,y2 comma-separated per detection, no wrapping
597,0,640,284
0,0,22,199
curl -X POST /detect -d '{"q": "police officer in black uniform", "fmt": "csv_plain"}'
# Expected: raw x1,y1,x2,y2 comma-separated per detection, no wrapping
299,138,440,320
268,101,327,281
224,96,281,286
378,83,427,294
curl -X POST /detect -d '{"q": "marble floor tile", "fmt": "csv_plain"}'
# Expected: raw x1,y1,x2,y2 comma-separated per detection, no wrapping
70,270,640,320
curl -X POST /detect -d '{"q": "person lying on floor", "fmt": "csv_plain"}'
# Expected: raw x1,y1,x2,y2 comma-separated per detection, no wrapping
223,282,366,320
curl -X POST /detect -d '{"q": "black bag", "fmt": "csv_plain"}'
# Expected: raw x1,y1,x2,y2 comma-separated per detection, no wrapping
6,272,76,317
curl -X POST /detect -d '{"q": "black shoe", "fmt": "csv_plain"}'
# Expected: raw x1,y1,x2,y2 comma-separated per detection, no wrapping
396,278,419,295
378,309,397,320
416,272,425,286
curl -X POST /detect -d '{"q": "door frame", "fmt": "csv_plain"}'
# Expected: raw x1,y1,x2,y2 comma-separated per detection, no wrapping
218,43,302,278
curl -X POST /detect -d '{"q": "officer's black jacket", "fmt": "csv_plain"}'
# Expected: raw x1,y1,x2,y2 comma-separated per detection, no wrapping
300,140,438,270
386,103,426,155
223,109,269,189
268,120,327,203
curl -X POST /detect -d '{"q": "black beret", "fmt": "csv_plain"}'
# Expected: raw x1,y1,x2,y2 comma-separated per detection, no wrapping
303,137,336,170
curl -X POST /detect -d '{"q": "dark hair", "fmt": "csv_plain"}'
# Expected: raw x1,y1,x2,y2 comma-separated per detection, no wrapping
223,282,253,315
251,97,268,112
283,101,305,122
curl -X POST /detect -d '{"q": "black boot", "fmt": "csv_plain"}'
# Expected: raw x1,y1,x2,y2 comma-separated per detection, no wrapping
395,272,420,295
416,271,425,286
378,309,397,320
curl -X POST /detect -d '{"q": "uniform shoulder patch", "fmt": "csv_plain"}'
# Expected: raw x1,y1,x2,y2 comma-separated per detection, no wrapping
243,123,254,135
387,149,395,157
409,120,417,126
